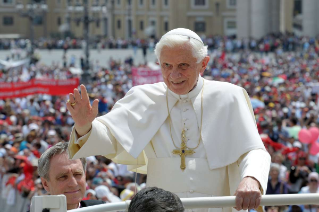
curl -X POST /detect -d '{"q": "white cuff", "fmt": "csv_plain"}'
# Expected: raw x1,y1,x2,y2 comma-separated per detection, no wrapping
72,119,116,159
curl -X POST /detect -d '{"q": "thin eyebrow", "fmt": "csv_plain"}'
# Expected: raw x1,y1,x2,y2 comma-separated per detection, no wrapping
56,169,83,178
73,169,84,174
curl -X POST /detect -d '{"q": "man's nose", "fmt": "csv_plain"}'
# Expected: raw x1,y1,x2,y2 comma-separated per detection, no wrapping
68,176,78,187
170,67,181,79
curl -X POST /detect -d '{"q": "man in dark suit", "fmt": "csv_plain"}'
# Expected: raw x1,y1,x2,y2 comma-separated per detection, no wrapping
37,142,104,210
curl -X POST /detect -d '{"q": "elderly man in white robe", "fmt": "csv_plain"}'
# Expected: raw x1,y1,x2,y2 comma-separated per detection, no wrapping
66,28,270,212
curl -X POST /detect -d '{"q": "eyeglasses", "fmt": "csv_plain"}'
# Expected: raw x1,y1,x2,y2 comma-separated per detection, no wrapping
310,179,318,182
299,157,306,160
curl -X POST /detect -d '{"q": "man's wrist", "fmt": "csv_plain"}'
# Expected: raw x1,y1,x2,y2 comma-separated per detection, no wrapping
75,124,92,137
245,176,261,190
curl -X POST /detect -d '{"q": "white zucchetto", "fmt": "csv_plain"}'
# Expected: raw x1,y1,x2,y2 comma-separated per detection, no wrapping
161,28,204,44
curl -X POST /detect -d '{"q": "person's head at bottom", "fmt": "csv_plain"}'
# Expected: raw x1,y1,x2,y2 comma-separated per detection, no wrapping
128,187,184,212
37,142,87,210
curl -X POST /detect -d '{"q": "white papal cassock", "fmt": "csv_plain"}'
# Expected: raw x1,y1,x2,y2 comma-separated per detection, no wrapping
68,76,270,212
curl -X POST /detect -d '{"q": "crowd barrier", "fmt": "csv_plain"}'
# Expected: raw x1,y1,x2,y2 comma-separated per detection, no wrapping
26,193,319,212
70,194,319,212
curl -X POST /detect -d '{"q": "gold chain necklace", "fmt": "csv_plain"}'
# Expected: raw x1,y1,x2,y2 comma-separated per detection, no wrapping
166,80,205,154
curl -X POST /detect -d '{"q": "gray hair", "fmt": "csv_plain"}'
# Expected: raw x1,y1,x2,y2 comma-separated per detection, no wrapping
270,163,280,172
308,172,319,182
154,34,208,63
37,142,87,180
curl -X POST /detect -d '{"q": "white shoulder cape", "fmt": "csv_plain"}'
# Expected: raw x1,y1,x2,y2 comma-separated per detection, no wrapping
97,77,265,169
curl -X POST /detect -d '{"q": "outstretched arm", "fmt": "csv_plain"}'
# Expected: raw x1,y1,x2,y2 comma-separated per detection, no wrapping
67,84,117,159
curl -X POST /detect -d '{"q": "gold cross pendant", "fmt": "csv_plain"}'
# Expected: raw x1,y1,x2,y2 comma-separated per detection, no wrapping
172,129,194,171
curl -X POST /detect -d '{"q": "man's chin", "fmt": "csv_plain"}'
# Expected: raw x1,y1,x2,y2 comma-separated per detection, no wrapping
66,196,82,205
170,88,188,95
65,192,83,201
168,85,187,95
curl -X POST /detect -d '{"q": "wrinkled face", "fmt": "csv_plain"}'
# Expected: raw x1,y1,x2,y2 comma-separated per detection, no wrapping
41,153,86,210
159,45,209,95
270,167,279,179
309,178,318,188
272,155,281,164
298,157,306,165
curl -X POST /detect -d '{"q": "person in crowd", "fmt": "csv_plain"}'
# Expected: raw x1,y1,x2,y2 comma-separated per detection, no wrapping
67,28,270,212
289,151,312,194
266,163,288,195
37,142,105,210
271,152,288,181
94,185,121,203
298,172,319,212
83,189,97,200
27,178,46,200
128,187,185,212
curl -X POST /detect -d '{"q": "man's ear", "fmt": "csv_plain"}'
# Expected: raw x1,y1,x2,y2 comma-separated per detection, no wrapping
200,56,210,74
41,177,50,193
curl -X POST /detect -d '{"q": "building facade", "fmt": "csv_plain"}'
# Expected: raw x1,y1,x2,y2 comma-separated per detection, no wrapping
236,0,294,39
112,0,238,39
0,0,296,40
292,0,319,37
0,0,241,40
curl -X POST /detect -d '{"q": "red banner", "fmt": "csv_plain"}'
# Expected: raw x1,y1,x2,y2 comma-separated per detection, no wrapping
132,67,163,86
0,78,79,99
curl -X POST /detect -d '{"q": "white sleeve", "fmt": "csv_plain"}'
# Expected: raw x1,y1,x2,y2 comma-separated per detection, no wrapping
238,149,271,194
70,119,116,159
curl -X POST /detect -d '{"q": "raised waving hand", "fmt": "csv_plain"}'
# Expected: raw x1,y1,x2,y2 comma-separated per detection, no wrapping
66,84,99,136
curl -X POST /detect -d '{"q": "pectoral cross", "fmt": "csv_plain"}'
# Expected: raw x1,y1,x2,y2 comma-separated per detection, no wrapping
172,129,195,171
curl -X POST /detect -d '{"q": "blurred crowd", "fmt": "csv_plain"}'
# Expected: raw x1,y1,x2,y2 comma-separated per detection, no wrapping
207,36,319,212
2,32,319,54
0,56,140,211
2,33,319,211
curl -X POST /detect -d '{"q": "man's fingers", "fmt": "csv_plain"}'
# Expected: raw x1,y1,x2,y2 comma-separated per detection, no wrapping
66,101,75,113
242,196,251,210
250,190,261,209
253,196,261,209
69,93,75,102
74,88,81,102
80,84,90,102
92,99,99,115
67,93,76,113
235,192,260,210
235,196,243,211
